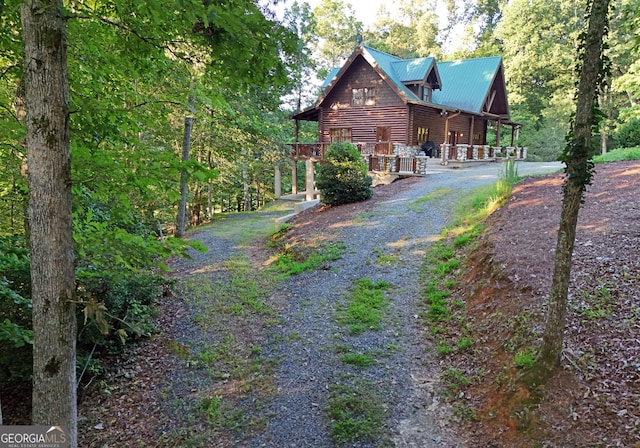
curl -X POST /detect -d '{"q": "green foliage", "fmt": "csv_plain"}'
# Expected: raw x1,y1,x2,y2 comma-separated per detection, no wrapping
593,146,640,162
514,348,537,368
77,272,169,349
364,0,443,59
518,120,568,162
312,0,363,76
409,187,453,211
613,118,640,148
575,280,615,320
0,319,32,348
272,241,344,278
0,237,31,344
340,352,376,367
0,237,32,386
326,381,388,443
497,0,584,123
316,143,373,206
457,336,474,350
500,158,521,185
338,278,390,334
443,367,470,389
199,395,245,430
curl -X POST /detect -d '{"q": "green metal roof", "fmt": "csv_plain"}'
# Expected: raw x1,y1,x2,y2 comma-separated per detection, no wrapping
321,67,341,88
391,58,436,83
318,46,504,116
432,56,503,114
360,46,420,101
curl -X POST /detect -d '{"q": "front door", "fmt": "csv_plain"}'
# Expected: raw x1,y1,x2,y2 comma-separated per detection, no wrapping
375,126,391,154
376,126,390,142
448,130,458,145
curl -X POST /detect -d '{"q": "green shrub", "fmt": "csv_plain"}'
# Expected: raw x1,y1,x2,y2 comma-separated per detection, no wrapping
614,118,640,149
76,271,169,348
316,143,372,206
0,237,33,385
593,146,640,163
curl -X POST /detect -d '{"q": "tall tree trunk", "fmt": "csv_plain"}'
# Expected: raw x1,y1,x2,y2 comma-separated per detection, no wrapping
21,1,77,445
525,0,610,387
207,149,213,219
243,165,251,212
175,114,192,237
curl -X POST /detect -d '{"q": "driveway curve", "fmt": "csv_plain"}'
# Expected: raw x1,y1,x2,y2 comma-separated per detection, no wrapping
247,161,563,447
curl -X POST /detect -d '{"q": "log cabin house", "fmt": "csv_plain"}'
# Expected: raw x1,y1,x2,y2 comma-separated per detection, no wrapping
290,44,525,176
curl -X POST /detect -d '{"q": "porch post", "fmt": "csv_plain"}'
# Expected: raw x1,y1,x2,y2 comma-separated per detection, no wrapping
305,159,315,201
274,164,282,199
496,119,502,146
292,160,298,195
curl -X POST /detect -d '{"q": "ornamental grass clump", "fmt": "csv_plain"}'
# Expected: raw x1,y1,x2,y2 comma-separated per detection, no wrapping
316,143,373,206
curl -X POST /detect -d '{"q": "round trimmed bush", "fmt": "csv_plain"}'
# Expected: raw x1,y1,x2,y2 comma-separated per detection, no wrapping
316,143,373,206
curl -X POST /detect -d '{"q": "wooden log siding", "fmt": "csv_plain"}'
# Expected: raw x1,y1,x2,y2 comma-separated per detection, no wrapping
319,106,409,144
319,55,409,145
447,113,473,145
409,105,447,146
322,57,403,109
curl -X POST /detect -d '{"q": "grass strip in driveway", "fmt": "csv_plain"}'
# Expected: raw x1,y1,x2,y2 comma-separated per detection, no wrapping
337,278,390,334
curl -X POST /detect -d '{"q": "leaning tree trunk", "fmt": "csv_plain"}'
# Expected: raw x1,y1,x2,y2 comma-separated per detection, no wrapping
21,1,77,445
525,0,610,387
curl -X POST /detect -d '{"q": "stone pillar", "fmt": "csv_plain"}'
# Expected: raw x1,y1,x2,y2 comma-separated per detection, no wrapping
473,145,480,160
292,161,298,195
305,158,315,201
274,165,281,199
385,155,398,173
416,156,428,175
493,146,502,158
442,144,450,164
457,144,467,161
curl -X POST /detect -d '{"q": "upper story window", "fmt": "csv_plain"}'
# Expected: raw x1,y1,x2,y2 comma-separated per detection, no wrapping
423,86,433,103
352,87,376,106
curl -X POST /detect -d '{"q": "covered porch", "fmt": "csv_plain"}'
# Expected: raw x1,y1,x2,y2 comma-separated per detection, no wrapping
276,141,526,202
287,141,527,171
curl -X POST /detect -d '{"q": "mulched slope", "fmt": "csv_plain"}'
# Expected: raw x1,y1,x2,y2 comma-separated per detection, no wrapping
449,160,640,447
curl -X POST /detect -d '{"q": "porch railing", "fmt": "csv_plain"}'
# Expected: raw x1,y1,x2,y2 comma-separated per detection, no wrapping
440,144,527,162
289,143,329,159
367,155,428,175
288,143,527,176
290,142,394,159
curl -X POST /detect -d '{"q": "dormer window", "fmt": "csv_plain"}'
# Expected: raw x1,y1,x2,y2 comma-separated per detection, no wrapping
424,85,433,103
352,87,376,106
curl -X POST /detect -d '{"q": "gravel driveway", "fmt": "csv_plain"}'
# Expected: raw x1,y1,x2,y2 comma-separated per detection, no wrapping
246,161,563,447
